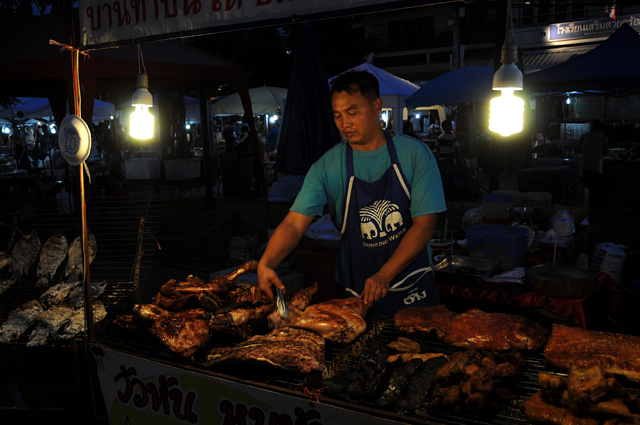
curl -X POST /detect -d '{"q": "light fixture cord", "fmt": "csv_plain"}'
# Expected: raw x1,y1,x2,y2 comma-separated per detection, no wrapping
137,43,147,75
505,0,518,45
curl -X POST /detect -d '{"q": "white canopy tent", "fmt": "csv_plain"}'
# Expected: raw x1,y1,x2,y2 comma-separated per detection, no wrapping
0,97,116,123
210,86,287,116
329,62,423,134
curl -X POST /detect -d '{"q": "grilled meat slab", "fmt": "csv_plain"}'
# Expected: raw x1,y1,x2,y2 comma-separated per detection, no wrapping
394,304,457,339
36,231,68,287
545,324,640,383
205,327,325,373
148,308,212,358
268,295,368,343
444,308,548,351
521,391,599,425
0,300,44,342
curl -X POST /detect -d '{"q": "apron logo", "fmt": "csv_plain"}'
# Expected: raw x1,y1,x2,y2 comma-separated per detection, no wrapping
404,290,427,305
359,200,403,240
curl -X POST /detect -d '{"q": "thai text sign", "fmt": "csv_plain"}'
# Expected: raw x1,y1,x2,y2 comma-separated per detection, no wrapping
92,346,405,425
78,0,405,49
549,14,640,41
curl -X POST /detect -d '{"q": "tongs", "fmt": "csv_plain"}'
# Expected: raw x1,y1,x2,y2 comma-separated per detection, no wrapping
275,287,289,319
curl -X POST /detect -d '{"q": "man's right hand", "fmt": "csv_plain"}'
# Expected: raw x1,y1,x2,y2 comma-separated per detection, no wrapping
257,262,286,301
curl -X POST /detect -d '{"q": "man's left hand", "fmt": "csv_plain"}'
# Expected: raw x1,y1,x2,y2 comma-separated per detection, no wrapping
361,273,390,306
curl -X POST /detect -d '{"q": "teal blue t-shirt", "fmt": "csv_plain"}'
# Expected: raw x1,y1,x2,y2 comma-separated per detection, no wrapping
291,133,447,228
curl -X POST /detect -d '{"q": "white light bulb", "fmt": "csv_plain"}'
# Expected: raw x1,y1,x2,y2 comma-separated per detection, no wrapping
130,105,154,140
489,89,524,137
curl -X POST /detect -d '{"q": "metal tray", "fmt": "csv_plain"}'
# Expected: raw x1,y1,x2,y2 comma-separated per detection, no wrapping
434,254,502,284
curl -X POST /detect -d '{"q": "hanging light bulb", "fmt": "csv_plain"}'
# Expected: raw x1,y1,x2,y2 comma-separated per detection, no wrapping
130,72,154,140
489,42,524,137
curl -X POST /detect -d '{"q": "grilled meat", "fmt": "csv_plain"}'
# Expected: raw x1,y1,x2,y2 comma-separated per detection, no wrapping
156,261,258,311
0,300,44,342
545,324,640,383
205,327,325,373
444,308,548,351
59,301,108,338
396,355,449,412
386,352,447,363
387,336,421,353
11,229,41,280
64,233,97,283
68,280,108,309
376,357,424,407
39,281,81,308
36,231,68,287
394,304,457,339
27,304,74,346
0,278,16,295
521,391,599,425
211,304,274,327
268,293,367,343
148,308,212,358
226,284,271,307
133,303,169,321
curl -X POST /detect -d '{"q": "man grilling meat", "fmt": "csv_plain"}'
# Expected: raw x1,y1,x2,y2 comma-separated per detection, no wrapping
258,71,446,318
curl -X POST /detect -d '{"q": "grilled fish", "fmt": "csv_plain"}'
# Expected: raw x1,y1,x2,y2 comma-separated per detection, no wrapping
0,252,11,271
36,232,68,287
0,300,44,343
59,301,108,339
64,233,97,283
26,304,74,346
11,229,41,280
39,281,81,308
0,278,16,295
69,280,108,309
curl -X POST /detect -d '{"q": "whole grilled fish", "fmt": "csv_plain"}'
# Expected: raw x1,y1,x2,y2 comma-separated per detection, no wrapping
27,304,74,346
11,229,41,280
59,301,108,339
0,252,11,271
64,233,97,283
39,281,81,308
69,280,108,309
0,278,16,296
36,232,68,287
0,300,44,342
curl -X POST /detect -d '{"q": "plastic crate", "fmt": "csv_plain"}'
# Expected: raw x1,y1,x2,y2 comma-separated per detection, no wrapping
466,224,529,270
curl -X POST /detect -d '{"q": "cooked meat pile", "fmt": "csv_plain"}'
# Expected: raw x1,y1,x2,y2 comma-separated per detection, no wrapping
545,324,640,384
205,327,325,373
428,348,524,414
393,304,457,339
444,308,549,351
148,308,212,358
321,336,449,414
520,366,640,425
268,290,368,343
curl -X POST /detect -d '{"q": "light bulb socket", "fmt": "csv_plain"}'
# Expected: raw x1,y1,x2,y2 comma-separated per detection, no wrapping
132,73,153,107
500,42,519,65
493,42,523,90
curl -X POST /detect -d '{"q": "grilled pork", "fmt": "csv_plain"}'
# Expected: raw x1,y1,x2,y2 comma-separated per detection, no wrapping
394,304,457,339
205,327,325,373
148,308,212,358
268,294,368,344
36,231,68,287
444,308,548,351
545,324,640,384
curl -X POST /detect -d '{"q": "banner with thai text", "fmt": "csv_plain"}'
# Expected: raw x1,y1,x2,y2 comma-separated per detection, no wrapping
549,14,640,42
92,346,405,425
78,0,415,49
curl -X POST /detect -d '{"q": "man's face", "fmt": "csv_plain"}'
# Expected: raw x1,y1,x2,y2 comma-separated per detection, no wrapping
332,88,382,148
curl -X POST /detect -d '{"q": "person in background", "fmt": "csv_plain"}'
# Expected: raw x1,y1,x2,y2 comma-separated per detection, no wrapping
575,119,609,207
257,70,446,318
436,119,460,161
403,120,420,140
266,122,280,151
428,119,441,139
222,118,236,153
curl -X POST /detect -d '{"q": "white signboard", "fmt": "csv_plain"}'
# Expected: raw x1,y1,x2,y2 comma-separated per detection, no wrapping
79,0,413,49
92,346,408,425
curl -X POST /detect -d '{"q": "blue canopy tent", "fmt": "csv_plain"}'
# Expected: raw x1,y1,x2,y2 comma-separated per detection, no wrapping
405,66,495,109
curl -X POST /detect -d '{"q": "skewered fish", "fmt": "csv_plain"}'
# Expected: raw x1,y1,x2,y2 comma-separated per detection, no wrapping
64,233,97,283
26,304,74,346
36,231,68,287
0,252,11,271
59,301,108,338
0,300,44,342
68,280,108,309
11,229,41,280
39,281,81,308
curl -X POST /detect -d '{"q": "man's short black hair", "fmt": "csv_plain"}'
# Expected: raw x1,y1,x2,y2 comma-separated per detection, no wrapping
330,70,380,102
